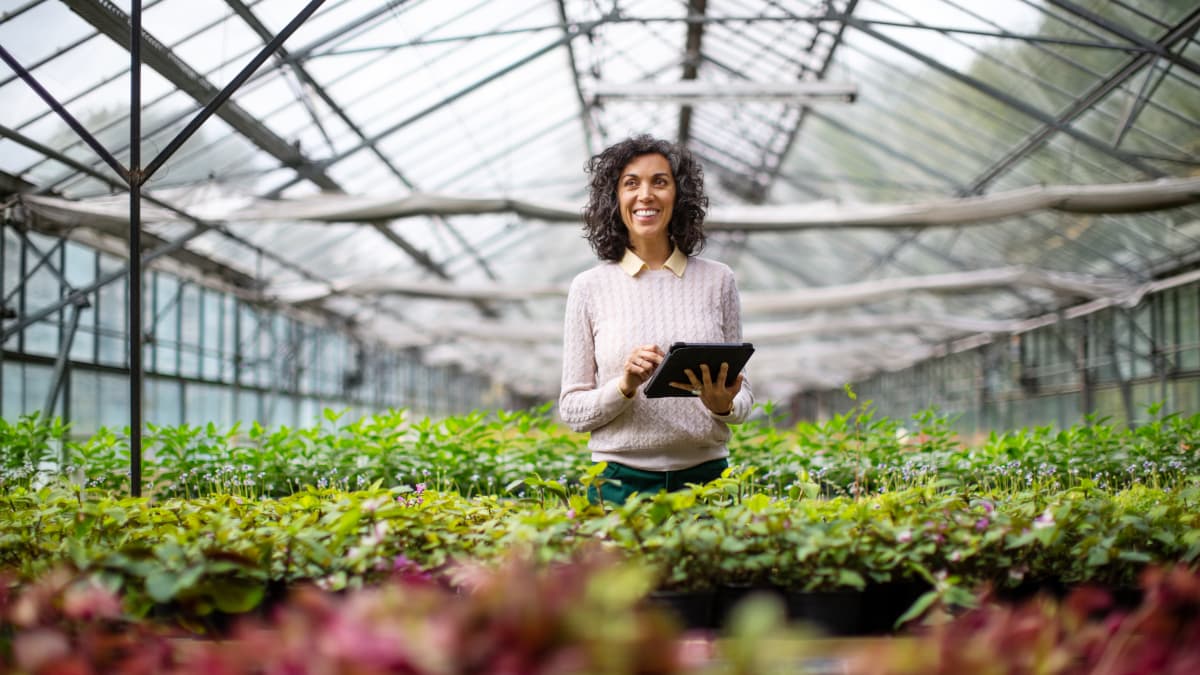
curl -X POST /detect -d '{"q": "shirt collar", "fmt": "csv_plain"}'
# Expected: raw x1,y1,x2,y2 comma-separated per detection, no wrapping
619,247,688,278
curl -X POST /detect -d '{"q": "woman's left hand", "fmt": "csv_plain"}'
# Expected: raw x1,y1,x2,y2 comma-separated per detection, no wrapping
669,362,742,415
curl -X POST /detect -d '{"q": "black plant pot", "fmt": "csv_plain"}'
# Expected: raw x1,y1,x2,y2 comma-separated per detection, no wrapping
859,581,930,634
785,589,864,636
997,580,1143,613
647,589,715,630
712,583,786,630
995,578,1069,604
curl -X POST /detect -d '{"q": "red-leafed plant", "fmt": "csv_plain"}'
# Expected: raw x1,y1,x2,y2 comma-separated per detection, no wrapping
850,563,1200,674
2,551,690,675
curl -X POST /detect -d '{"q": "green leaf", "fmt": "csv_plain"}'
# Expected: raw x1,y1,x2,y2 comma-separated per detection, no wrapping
144,565,204,603
210,581,265,614
145,569,179,603
894,590,938,628
744,493,771,513
1117,550,1152,563
837,569,866,590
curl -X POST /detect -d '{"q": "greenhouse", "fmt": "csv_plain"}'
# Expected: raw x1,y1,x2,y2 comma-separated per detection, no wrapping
2,0,1200,673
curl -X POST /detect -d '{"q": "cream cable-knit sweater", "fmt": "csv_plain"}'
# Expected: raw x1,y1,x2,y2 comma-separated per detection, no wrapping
558,256,754,471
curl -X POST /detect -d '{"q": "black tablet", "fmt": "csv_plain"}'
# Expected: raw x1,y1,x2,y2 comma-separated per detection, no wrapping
643,342,755,398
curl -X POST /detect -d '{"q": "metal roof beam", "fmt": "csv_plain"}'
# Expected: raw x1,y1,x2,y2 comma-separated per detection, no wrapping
844,16,1166,189
263,10,618,198
687,5,853,202
807,108,967,192
1045,0,1200,78
317,14,1156,56
965,6,1200,194
939,0,1200,148
0,0,50,25
0,123,253,286
65,0,495,310
61,0,342,192
222,0,497,284
760,0,858,201
139,0,328,184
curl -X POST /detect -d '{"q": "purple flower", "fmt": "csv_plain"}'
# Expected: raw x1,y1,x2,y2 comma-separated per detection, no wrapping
414,483,426,495
1033,508,1055,530
980,499,994,514
975,517,989,531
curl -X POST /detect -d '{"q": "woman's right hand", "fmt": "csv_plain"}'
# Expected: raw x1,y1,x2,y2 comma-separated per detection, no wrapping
619,344,665,397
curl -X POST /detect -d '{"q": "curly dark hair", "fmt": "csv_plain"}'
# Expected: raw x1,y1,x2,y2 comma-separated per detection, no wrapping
581,135,708,262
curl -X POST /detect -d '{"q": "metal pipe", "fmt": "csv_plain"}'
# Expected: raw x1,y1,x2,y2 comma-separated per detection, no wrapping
130,0,143,497
42,300,86,419
0,45,128,183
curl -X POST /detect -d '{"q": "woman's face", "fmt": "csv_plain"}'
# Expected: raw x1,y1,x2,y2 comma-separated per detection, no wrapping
618,153,675,248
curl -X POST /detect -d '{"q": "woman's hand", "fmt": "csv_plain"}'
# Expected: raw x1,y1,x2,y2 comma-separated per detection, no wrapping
619,344,665,397
670,362,742,415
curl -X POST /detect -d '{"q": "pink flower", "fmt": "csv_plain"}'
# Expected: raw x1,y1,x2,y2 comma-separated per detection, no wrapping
1034,508,1055,530
975,517,990,531
897,530,913,543
566,509,576,520
62,583,123,621
414,483,426,495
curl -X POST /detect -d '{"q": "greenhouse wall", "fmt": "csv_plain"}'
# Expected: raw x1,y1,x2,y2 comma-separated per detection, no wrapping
1,226,505,437
809,272,1200,435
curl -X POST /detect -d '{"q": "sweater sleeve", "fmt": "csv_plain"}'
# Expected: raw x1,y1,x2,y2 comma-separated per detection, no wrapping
714,266,754,424
557,273,634,432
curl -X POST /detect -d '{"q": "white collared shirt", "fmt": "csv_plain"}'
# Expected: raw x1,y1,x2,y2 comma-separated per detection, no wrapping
618,246,689,278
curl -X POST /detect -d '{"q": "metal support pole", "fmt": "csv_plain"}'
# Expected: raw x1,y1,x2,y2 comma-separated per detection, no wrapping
1107,310,1137,427
1078,317,1094,417
130,0,143,497
42,299,87,419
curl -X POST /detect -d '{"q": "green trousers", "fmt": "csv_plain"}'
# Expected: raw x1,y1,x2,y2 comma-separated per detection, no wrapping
587,457,728,505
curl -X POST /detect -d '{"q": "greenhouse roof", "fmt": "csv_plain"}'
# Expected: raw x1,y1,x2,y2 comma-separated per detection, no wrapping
2,0,1199,401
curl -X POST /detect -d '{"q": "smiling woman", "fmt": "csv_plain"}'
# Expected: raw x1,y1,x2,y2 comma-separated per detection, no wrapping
559,135,755,505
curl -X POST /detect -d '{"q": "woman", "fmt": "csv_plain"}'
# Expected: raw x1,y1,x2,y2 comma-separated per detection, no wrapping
558,134,755,505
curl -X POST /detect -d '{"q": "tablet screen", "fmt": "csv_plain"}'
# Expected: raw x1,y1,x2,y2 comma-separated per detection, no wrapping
643,342,754,398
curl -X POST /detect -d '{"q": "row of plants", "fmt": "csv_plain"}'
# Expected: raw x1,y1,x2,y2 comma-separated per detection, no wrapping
4,400,1197,499
2,471,1198,630
0,551,750,675
6,550,1200,674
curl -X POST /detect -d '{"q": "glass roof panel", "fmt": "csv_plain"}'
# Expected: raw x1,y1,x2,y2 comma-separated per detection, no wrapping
2,0,1197,400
